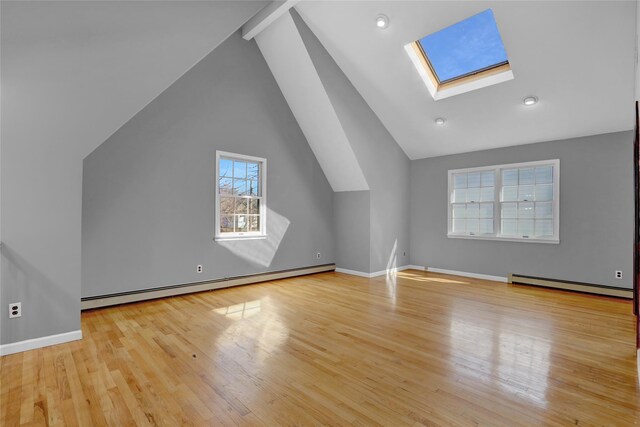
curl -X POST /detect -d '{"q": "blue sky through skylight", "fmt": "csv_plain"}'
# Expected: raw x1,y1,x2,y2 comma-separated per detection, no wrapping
418,9,508,83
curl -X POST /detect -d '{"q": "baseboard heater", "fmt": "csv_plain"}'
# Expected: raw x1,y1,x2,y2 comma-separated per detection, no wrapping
82,263,336,310
508,273,633,299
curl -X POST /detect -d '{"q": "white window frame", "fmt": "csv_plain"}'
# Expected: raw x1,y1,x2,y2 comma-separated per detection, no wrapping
215,151,267,241
447,159,560,244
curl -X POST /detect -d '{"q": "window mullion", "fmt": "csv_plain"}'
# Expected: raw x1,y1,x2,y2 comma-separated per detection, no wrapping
495,167,501,237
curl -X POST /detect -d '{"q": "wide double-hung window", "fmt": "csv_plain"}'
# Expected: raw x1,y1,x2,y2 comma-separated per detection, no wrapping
448,160,559,243
215,151,266,241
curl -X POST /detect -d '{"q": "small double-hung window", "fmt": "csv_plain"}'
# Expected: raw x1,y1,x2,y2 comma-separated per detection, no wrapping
448,160,559,243
215,151,266,241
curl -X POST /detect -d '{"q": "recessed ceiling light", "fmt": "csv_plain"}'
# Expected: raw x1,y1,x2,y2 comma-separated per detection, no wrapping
435,118,446,125
523,96,538,106
376,15,389,29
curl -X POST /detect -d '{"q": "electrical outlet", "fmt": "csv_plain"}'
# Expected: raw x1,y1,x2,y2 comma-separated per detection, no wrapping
615,270,623,279
316,253,321,259
9,302,21,319
196,265,203,273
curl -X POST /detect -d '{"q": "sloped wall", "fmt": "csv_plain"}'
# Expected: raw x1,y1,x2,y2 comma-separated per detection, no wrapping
292,10,411,274
0,0,266,346
82,30,334,297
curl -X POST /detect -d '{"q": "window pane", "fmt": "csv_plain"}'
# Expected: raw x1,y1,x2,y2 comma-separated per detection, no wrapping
417,9,508,82
219,159,233,178
248,215,261,232
453,189,467,203
535,166,553,184
479,203,493,218
535,184,553,202
535,202,553,219
467,172,481,188
501,219,517,236
502,169,518,186
219,178,233,195
248,180,260,196
501,202,517,218
481,171,495,187
234,161,247,179
479,219,493,234
480,187,494,202
247,162,260,180
249,199,260,215
235,215,248,232
217,154,266,237
518,219,534,237
466,203,480,218
466,187,480,203
502,186,518,201
454,174,467,189
535,220,553,237
220,215,234,232
234,179,247,196
235,198,248,215
519,168,535,185
518,202,534,219
220,196,235,215
449,163,558,240
518,185,534,201
452,204,466,218
467,219,479,233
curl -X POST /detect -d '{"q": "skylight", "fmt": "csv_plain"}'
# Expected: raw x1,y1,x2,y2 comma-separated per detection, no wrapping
405,9,513,100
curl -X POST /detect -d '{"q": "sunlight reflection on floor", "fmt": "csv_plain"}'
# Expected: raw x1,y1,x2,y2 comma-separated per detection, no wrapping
398,271,468,285
448,307,551,409
212,296,289,370
212,300,261,320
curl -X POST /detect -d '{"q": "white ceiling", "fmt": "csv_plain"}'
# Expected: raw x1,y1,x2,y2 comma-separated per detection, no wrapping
1,0,266,160
256,12,370,191
295,1,637,159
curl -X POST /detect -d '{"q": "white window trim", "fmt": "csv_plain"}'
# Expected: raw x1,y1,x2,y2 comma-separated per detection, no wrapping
404,43,514,101
215,151,267,241
447,159,560,244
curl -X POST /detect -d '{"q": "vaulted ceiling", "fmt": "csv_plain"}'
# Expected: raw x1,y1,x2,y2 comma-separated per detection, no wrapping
1,1,266,160
296,1,636,159
2,1,636,163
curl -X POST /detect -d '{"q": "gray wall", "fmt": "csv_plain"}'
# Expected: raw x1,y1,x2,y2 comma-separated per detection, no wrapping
333,191,371,273
410,131,634,289
0,1,266,345
82,30,334,298
293,11,411,273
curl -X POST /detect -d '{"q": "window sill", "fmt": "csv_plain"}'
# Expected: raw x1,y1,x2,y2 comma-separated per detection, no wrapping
215,234,267,242
447,234,559,244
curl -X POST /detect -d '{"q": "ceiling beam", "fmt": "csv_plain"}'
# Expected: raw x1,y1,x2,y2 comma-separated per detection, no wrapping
254,11,369,192
242,0,299,40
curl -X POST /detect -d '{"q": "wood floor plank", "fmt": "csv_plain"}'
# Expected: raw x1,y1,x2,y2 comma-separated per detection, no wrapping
1,270,639,426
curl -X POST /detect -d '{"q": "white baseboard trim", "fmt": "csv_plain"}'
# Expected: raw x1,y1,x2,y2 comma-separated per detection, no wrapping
335,265,416,279
426,267,508,283
0,330,82,356
334,268,372,278
369,265,414,277
336,265,504,283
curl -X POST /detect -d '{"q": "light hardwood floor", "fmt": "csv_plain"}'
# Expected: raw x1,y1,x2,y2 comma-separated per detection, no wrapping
1,270,638,426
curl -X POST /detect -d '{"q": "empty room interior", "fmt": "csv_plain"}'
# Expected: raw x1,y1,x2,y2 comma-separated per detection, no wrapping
2,0,640,425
